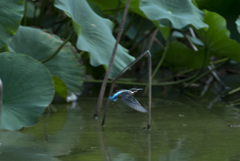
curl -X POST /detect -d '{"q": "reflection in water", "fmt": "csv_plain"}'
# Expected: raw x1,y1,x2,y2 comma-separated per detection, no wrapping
148,132,151,161
44,106,51,142
0,98,240,160
95,119,110,161
0,132,60,161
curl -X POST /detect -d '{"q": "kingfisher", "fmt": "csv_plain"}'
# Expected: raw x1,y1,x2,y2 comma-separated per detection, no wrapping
109,88,147,113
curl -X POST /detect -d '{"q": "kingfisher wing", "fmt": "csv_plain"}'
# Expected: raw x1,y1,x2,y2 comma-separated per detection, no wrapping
116,89,126,92
120,92,147,113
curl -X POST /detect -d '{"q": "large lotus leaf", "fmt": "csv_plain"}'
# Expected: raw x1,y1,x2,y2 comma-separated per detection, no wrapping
139,0,208,29
9,26,85,93
54,0,135,78
0,0,24,48
88,1,105,17
195,10,240,62
88,0,206,39
87,0,170,38
158,41,209,69
195,0,240,42
0,52,54,130
88,0,171,38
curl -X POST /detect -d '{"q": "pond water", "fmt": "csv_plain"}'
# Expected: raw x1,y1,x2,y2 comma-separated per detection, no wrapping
1,97,240,161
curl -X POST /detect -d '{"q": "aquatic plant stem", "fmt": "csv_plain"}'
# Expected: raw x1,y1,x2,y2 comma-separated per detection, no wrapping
88,56,227,86
211,57,229,65
161,68,194,82
42,31,73,63
122,13,136,37
223,87,240,98
85,74,198,86
147,28,158,50
183,62,226,89
153,37,164,49
173,29,198,51
127,18,144,47
94,0,131,119
151,39,169,79
144,35,170,95
112,0,122,23
129,28,156,52
23,0,28,26
229,98,240,106
38,0,47,26
148,51,152,130
0,79,2,122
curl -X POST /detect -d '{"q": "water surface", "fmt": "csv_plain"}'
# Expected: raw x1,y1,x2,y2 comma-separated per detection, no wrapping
1,98,240,161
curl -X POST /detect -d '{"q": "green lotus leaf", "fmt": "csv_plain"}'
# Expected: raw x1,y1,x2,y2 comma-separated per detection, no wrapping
54,0,135,78
0,52,54,130
9,26,85,93
235,15,240,34
158,41,209,69
52,76,68,99
195,10,240,62
88,1,105,17
139,0,208,30
195,0,240,42
88,0,206,39
0,0,24,48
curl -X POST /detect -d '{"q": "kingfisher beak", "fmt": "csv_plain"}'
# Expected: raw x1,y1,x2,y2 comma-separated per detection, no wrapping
134,88,143,93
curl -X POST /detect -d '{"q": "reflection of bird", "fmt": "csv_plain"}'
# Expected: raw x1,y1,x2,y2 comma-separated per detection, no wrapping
109,88,147,113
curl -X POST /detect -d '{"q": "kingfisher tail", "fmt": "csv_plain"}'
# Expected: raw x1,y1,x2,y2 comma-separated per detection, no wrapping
109,96,118,102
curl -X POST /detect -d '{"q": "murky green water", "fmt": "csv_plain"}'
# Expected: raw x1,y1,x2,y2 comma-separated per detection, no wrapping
1,98,240,161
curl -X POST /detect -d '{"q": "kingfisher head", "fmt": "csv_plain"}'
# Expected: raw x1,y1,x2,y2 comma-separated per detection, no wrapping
129,88,143,94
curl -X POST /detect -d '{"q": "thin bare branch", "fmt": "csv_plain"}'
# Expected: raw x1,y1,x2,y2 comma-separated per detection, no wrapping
147,28,158,50
94,0,131,118
129,28,156,52
153,37,164,48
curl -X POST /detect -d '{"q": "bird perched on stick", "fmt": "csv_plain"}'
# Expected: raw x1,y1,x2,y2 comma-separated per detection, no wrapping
109,88,147,113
